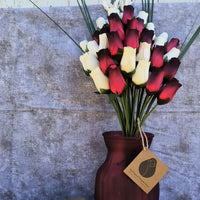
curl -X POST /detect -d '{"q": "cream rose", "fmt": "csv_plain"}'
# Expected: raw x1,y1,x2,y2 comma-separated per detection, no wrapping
120,47,136,73
90,67,109,93
132,60,150,85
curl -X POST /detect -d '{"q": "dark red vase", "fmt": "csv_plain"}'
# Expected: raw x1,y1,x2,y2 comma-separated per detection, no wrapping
95,131,159,200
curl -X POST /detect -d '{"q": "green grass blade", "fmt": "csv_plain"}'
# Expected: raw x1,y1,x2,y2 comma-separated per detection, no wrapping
179,25,200,60
28,0,83,52
82,0,95,33
151,0,154,22
77,0,93,36
147,0,150,22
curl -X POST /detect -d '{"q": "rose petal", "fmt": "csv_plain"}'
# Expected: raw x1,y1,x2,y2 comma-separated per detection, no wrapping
127,17,138,29
158,78,182,105
137,11,148,24
87,40,99,57
108,13,125,41
122,5,134,25
166,38,179,52
80,52,99,72
100,24,110,34
96,17,107,29
90,67,109,93
151,46,165,68
132,60,150,86
80,40,88,52
140,28,154,44
124,29,139,49
109,67,126,94
136,17,144,37
163,58,181,80
154,32,168,46
164,47,180,61
98,33,109,51
146,69,164,94
107,31,123,56
92,30,100,44
120,47,136,73
136,42,151,61
97,49,116,74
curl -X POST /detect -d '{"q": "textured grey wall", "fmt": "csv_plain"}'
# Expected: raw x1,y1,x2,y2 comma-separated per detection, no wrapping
0,3,199,200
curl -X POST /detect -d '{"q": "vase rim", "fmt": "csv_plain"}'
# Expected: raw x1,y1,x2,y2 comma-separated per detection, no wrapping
103,131,154,140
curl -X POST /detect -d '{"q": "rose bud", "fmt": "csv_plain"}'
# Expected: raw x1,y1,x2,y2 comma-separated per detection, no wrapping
151,46,165,68
98,33,109,51
120,47,136,73
99,24,110,34
154,32,168,46
80,40,88,52
90,67,110,93
140,28,154,44
92,30,100,44
137,11,148,24
109,67,126,94
146,70,164,94
124,29,139,49
122,5,134,24
107,31,123,56
97,49,117,74
157,78,182,105
108,13,125,41
96,17,107,29
146,22,155,31
87,40,99,57
166,38,179,52
136,42,151,61
146,22,155,40
80,52,99,73
163,58,181,81
132,60,150,86
164,47,180,61
137,18,144,37
127,17,138,29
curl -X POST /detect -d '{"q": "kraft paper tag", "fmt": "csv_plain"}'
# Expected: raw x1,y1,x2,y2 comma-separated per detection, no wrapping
124,149,169,194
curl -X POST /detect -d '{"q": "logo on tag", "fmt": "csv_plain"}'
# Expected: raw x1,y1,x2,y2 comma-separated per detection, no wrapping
139,158,157,178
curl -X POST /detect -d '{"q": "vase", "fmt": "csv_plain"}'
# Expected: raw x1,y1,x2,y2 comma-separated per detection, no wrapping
95,131,159,200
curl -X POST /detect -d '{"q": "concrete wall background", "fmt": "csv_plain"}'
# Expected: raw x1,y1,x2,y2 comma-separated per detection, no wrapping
0,3,199,200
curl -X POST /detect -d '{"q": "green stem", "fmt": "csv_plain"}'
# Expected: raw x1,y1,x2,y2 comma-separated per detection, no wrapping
109,95,125,136
139,94,151,120
120,93,130,136
141,104,158,126
145,95,156,115
131,87,138,136
77,0,93,37
142,0,144,10
179,25,200,60
82,0,95,33
147,0,150,23
151,0,154,22
126,86,131,136
28,0,83,52
136,88,144,120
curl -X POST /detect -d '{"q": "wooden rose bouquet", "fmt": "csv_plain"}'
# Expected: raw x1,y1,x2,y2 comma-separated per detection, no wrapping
79,2,182,137
29,0,200,137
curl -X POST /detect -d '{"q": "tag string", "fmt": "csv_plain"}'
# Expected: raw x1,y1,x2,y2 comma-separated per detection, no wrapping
137,118,149,151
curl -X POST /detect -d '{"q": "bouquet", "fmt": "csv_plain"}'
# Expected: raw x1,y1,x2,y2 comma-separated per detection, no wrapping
29,0,200,137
